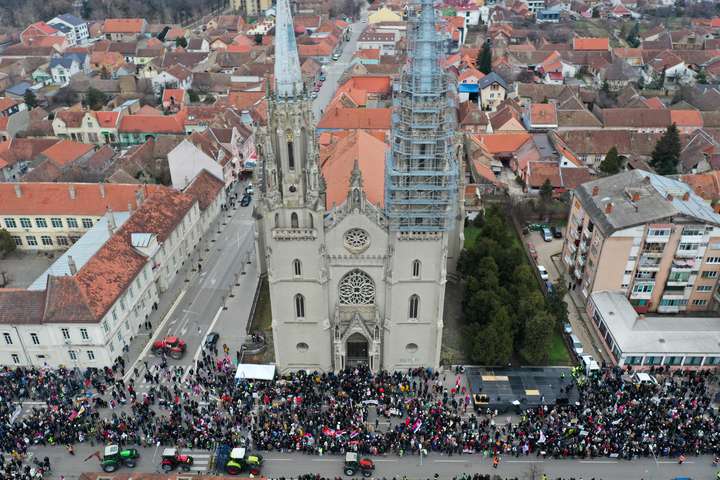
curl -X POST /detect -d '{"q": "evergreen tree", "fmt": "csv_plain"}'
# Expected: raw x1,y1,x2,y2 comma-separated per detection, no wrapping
599,146,622,175
0,229,16,257
601,79,610,95
521,311,555,364
477,42,492,75
696,68,708,84
23,89,37,109
187,89,200,103
469,307,513,365
650,123,681,175
626,22,640,48
540,178,553,203
175,36,188,48
85,87,108,110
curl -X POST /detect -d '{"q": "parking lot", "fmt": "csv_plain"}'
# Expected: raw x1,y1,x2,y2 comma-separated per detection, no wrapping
525,229,608,365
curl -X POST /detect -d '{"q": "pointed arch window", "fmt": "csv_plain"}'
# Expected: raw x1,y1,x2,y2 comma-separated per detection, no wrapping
275,213,280,228
294,294,305,319
291,212,299,228
409,294,419,320
411,260,421,278
293,259,302,277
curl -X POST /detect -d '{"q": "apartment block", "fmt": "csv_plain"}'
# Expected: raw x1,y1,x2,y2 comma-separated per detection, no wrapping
562,170,720,314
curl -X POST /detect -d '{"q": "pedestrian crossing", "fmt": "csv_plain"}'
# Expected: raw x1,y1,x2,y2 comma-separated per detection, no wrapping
189,451,211,472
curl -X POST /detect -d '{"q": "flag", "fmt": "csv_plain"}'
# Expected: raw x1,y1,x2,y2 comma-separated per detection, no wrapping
538,431,546,444
412,419,422,433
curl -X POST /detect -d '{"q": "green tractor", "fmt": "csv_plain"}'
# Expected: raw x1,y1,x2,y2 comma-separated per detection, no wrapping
225,447,263,475
101,445,140,472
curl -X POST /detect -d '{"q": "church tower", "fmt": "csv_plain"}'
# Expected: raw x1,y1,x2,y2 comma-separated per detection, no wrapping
253,0,331,371
382,0,461,370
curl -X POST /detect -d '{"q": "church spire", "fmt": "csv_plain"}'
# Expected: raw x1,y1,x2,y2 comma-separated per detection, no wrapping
274,0,304,98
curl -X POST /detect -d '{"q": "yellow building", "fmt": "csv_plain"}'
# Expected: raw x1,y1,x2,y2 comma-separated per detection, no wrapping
369,6,403,24
232,0,272,18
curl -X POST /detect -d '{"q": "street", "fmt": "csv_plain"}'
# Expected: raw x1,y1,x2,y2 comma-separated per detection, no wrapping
25,442,717,479
312,10,368,120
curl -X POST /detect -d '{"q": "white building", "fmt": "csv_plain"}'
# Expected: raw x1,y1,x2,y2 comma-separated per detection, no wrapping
48,14,89,46
254,0,462,373
0,173,225,367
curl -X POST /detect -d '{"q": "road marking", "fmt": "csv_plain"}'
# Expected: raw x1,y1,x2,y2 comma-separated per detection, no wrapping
311,459,337,462
124,288,187,382
507,460,544,463
373,459,398,463
579,460,618,464
265,458,293,462
183,305,224,383
658,461,694,464
180,326,187,335
433,460,467,463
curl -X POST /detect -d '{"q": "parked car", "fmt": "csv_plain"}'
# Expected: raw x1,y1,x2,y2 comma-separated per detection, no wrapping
151,336,186,359
542,227,553,242
205,332,219,348
319,74,326,81
310,91,318,98
527,242,538,260
240,194,252,207
332,53,340,61
551,226,562,239
537,265,549,281
245,184,254,195
563,322,572,335
570,334,583,356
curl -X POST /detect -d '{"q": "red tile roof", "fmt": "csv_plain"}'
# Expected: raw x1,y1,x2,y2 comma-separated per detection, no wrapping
95,111,121,128
119,111,186,134
162,88,186,105
670,109,703,128
530,103,558,126
42,140,95,167
184,169,225,210
472,133,532,154
318,107,392,130
0,98,20,111
104,18,146,34
573,37,610,51
0,183,166,215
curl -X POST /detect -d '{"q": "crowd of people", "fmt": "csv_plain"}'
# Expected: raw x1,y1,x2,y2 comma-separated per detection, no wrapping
0,348,718,479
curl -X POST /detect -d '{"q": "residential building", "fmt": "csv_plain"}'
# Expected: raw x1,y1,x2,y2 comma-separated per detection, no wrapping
562,170,720,314
49,53,89,86
368,6,403,24
47,14,89,46
478,72,508,111
357,31,397,56
231,0,272,17
167,130,234,190
21,22,59,45
52,110,121,145
103,19,147,42
0,174,225,367
0,98,27,118
117,110,187,146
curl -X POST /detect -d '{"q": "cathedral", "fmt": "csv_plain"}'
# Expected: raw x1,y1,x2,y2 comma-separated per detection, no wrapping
253,0,463,372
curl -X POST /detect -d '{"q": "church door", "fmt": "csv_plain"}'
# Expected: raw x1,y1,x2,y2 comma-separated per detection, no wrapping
346,332,369,368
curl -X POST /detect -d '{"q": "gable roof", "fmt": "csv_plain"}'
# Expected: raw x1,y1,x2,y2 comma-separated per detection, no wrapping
103,18,146,34
573,37,610,51
477,71,508,90
318,107,392,130
41,139,95,167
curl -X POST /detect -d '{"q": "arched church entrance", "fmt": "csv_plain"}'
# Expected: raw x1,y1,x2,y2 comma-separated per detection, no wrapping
346,332,369,368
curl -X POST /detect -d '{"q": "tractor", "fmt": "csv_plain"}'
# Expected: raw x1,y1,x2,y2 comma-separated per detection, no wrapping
343,452,374,477
101,445,139,473
161,448,193,472
225,447,263,475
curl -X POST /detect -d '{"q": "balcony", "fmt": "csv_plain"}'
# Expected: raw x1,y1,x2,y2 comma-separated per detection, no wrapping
573,267,583,278
576,255,586,267
568,241,577,254
646,234,670,243
671,258,695,270
666,277,690,288
642,242,666,256
658,304,682,314
675,248,699,258
272,228,317,241
680,234,704,244
630,285,653,300
638,255,661,270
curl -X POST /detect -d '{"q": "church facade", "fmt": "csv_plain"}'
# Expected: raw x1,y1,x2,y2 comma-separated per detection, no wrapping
253,0,463,372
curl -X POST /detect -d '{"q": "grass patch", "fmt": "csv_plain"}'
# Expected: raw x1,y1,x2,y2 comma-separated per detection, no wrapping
547,331,572,365
252,278,272,332
464,225,481,250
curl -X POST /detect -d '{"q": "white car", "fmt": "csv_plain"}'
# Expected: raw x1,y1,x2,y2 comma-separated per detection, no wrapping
244,184,254,196
310,91,318,98
537,265,549,281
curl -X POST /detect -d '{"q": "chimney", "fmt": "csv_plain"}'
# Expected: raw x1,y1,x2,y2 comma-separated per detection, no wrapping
592,185,599,196
605,201,613,214
666,193,674,202
106,207,116,234
68,184,76,200
67,255,77,275
13,184,21,198
682,191,689,201
99,183,106,198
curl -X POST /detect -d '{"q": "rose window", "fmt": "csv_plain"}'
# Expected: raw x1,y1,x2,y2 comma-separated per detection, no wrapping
338,270,375,305
343,228,370,253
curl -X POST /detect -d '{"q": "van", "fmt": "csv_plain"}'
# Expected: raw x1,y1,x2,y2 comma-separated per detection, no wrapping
542,227,552,242
631,372,658,385
581,355,600,376
569,334,583,356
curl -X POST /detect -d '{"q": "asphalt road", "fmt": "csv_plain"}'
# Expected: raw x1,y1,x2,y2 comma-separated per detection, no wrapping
312,10,368,120
26,442,718,480
123,180,257,391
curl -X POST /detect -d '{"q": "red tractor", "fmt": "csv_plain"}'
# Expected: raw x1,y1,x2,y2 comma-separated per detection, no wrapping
161,448,194,472
151,336,186,359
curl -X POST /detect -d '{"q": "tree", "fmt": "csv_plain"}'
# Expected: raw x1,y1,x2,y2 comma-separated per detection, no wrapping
254,33,263,45
626,22,640,48
539,178,553,204
477,42,492,75
468,307,513,365
175,36,188,48
592,6,600,17
521,311,555,364
599,146,622,175
187,89,200,103
650,123,681,175
23,89,37,109
601,79,610,95
696,68,708,84
0,229,16,257
85,87,108,110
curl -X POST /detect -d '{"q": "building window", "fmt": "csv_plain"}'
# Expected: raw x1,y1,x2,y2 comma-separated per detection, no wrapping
40,236,53,246
67,218,78,228
701,271,718,279
80,328,89,340
678,243,699,251
11,354,19,364
293,259,302,276
706,257,720,264
61,328,70,340
705,357,720,365
291,212,299,228
20,217,31,228
51,218,63,228
405,342,418,353
692,299,707,306
663,356,683,366
82,218,93,228
632,283,653,293
26,236,37,246
685,356,703,366
30,333,39,345
411,260,421,278
294,294,305,319
287,140,295,170
86,350,95,360
3,333,12,345
624,356,642,365
69,350,77,361
102,321,109,333
57,236,69,246
682,227,703,236
697,285,712,292
338,270,375,305
11,236,21,246
409,294,419,319
117,330,122,342
4,218,16,228
35,218,47,228
296,342,309,352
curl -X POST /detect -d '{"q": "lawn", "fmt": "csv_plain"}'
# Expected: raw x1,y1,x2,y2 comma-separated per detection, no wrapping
547,331,572,365
464,225,481,250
